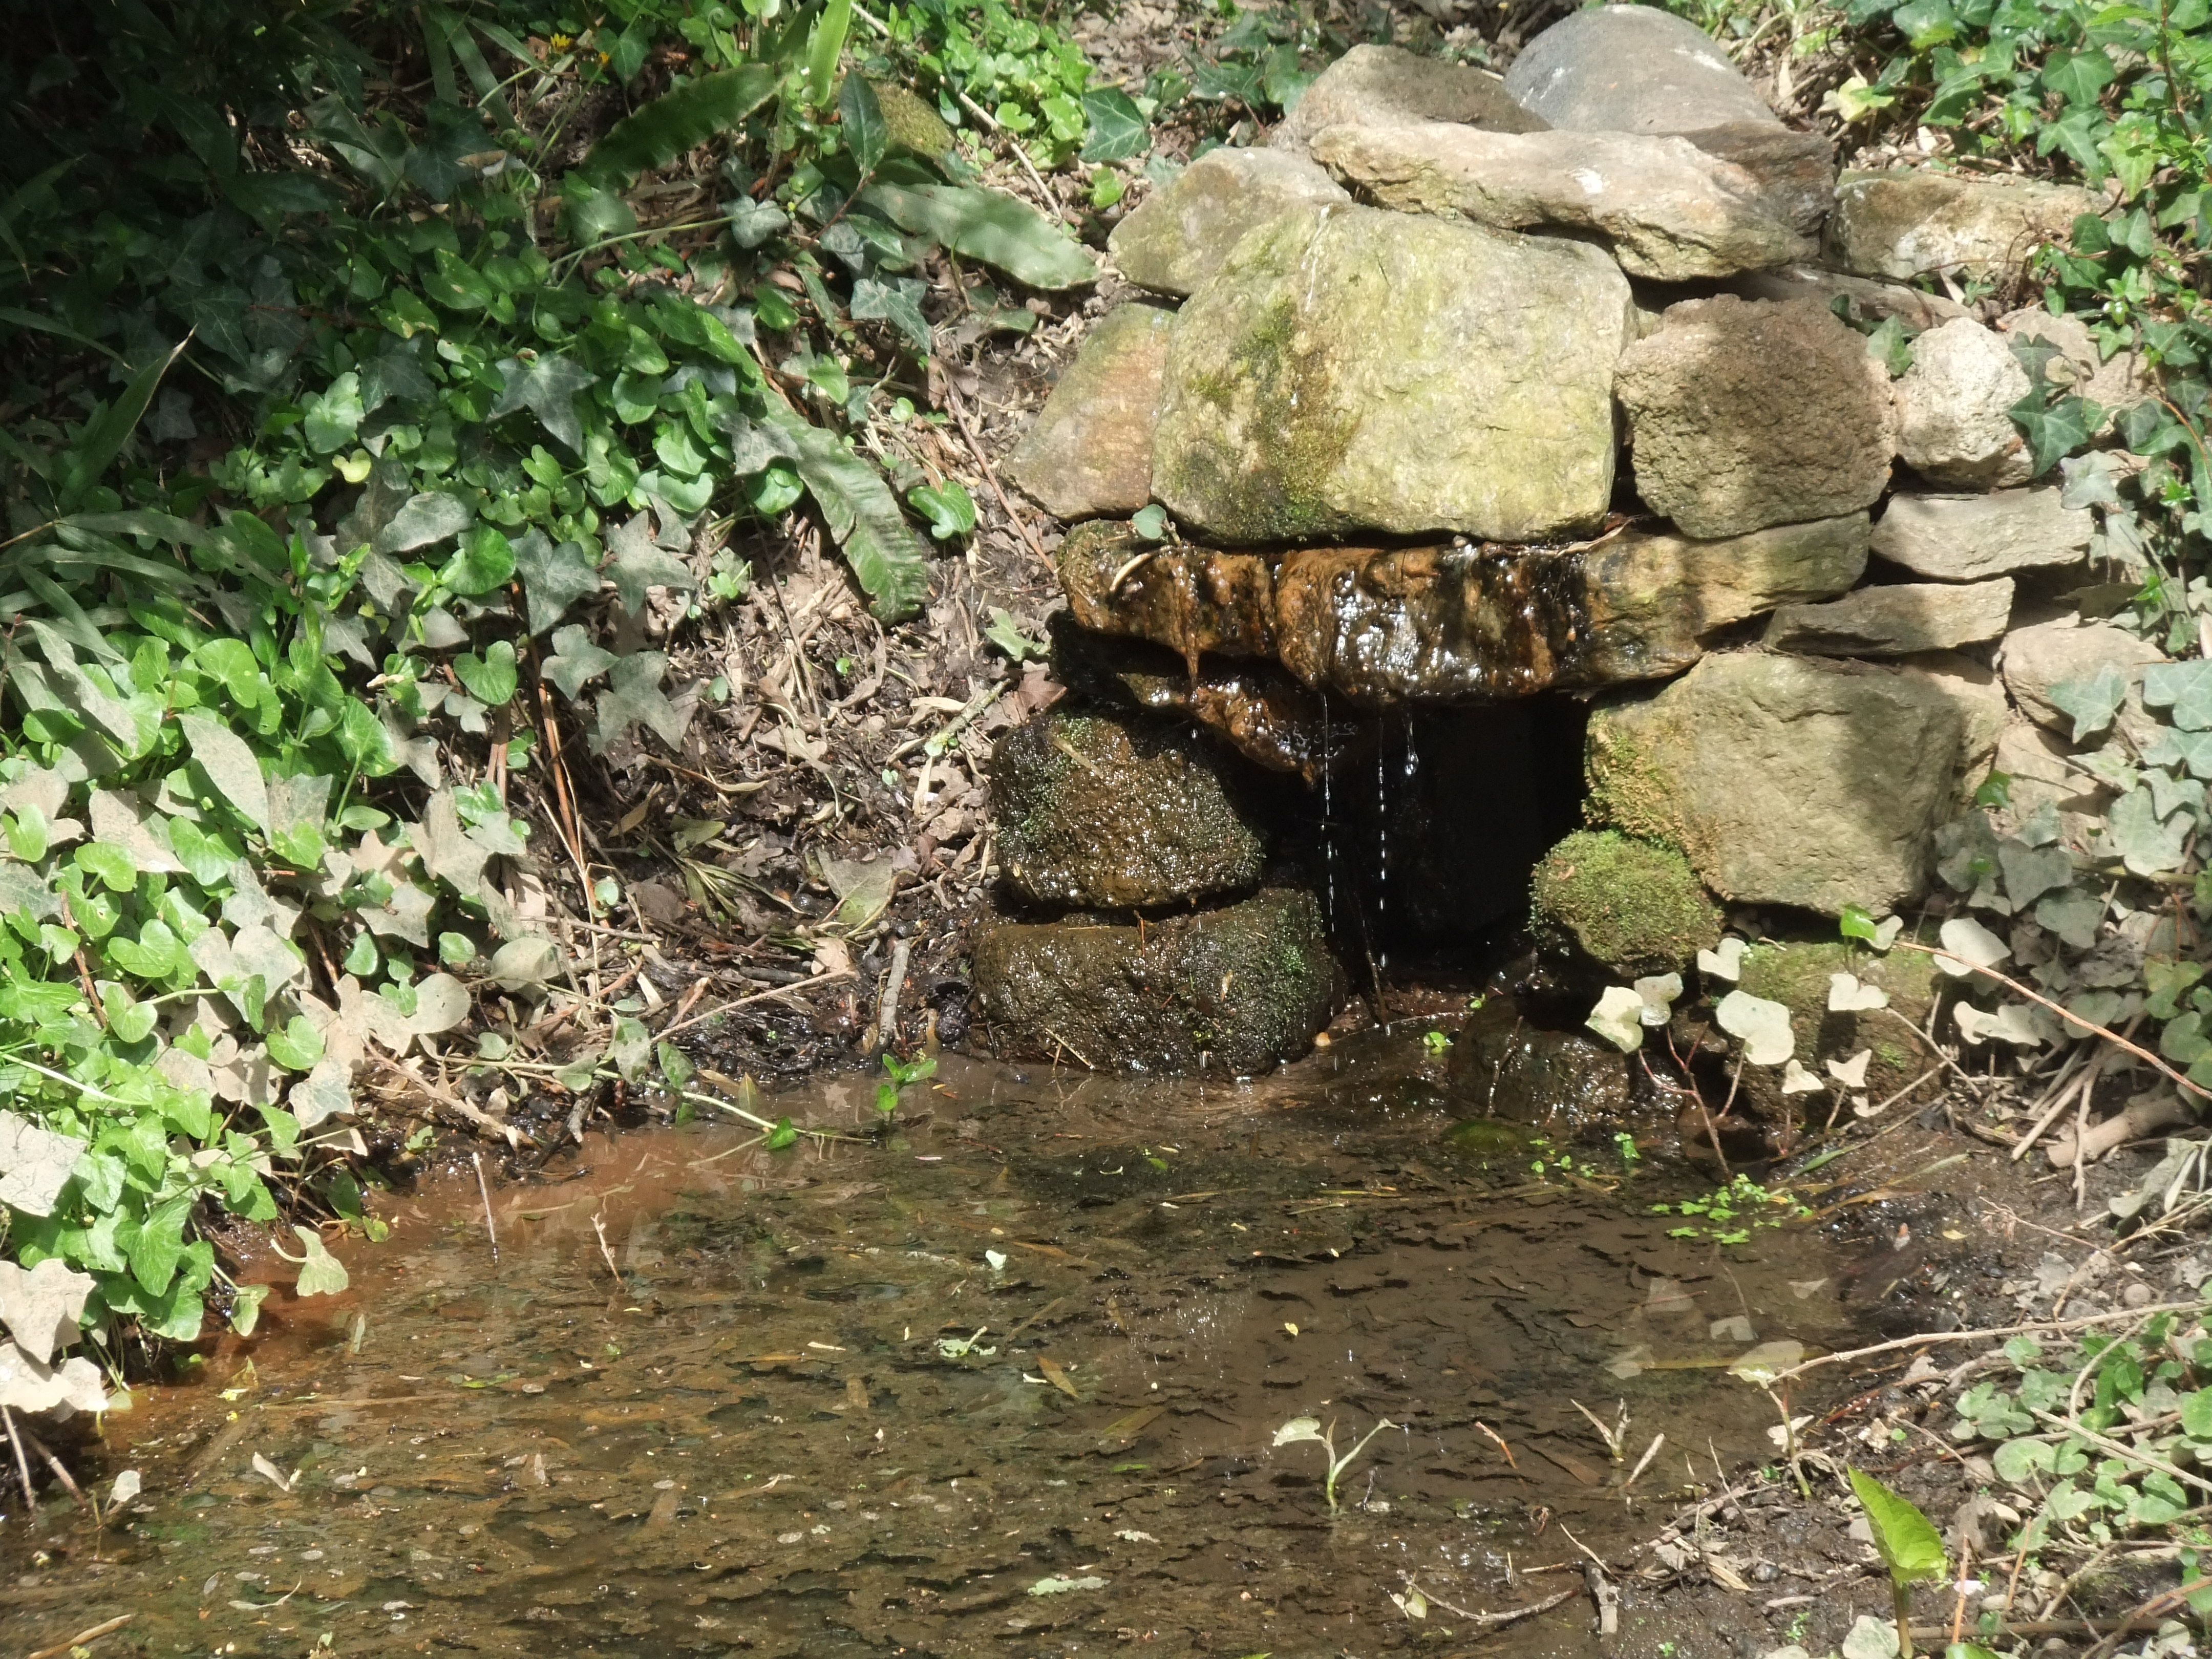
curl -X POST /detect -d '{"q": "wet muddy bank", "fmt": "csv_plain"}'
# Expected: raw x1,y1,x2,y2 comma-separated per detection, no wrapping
1,1024,2108,1659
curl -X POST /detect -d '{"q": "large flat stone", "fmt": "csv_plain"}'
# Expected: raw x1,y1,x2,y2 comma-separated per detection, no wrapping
1681,123,1836,236
1152,203,1633,544
1763,577,2014,656
1870,488,2093,580
1895,317,2036,489
1734,264,1970,330
1504,5,1779,134
989,706,1267,909
1615,295,1897,539
971,887,1335,1075
1271,42,1544,157
1007,305,1175,520
1107,147,1349,298
1311,121,1810,281
1586,651,1975,913
1827,169,2105,282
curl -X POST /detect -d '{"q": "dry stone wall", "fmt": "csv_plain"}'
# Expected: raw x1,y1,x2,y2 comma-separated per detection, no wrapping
979,3,2137,1077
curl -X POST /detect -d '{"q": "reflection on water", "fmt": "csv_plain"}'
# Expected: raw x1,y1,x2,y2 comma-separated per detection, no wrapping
3,1029,1877,1657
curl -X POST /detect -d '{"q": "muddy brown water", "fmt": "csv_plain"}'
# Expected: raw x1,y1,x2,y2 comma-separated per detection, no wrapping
6,1027,1902,1658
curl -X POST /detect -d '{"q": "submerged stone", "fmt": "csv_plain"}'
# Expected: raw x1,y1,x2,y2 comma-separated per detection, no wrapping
1586,651,1976,914
990,705,1267,909
1312,121,1811,281
1530,828,1721,979
1007,304,1176,521
1108,147,1350,298
1271,42,1545,157
971,887,1335,1075
1827,169,2105,283
1152,202,1633,545
1503,4,1780,135
1616,295,1897,539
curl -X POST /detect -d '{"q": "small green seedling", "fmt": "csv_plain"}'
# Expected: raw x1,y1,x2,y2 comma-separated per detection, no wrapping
1849,1467,1948,1659
1273,1415,1398,1514
875,1052,938,1119
1422,1029,1451,1054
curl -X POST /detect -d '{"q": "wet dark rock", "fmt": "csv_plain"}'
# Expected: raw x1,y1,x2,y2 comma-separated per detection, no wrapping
1505,5,1780,135
1006,303,1175,521
1058,520,1277,661
1529,828,1721,979
1271,42,1545,158
1447,1000,1632,1131
1152,202,1633,545
1048,614,1346,783
1269,519,1868,706
990,705,1268,909
1615,295,1897,540
971,887,1336,1074
1107,147,1350,298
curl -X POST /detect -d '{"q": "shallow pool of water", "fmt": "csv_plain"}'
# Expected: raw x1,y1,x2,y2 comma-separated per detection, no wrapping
4,1027,1887,1658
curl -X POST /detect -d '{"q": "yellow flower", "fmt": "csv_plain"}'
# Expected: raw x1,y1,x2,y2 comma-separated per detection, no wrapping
549,31,572,50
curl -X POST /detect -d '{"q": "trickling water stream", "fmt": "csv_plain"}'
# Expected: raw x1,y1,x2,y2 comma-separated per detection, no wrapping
3,1029,1886,1659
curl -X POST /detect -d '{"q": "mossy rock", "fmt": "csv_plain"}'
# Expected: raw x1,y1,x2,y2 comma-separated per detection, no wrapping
1735,939,1944,1111
1529,829,1720,979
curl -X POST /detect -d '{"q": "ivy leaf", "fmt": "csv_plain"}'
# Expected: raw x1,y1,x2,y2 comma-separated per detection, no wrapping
74,841,138,894
440,524,516,597
2041,47,2115,106
765,407,931,621
291,1226,350,1296
984,608,1045,662
1585,986,1646,1053
1715,990,1794,1065
2142,662,2212,731
609,1014,652,1080
513,530,603,635
488,353,594,454
265,1015,326,1073
592,651,688,753
0,1111,88,1218
850,276,932,355
179,710,273,839
2109,783,2192,875
2047,665,2130,740
544,625,616,700
301,371,365,453
604,513,697,616
1080,87,1149,162
454,639,519,707
1998,839,2074,906
375,492,472,555
1936,916,2010,977
839,72,889,175
337,697,398,777
2010,393,2097,475
909,479,977,540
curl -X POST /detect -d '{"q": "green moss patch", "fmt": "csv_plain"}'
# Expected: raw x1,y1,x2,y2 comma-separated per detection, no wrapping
1530,829,1720,977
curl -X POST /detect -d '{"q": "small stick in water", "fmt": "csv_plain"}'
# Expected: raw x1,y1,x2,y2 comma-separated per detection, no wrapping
472,1151,499,1262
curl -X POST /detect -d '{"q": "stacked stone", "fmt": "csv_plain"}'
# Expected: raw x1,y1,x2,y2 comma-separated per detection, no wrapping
982,4,2136,1072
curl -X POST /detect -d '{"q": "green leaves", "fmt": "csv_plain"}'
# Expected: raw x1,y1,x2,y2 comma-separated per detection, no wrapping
863,183,1097,290
488,353,593,454
1079,88,1149,162
581,65,779,185
768,407,932,621
1848,1468,1947,1586
440,524,515,597
513,531,602,635
592,650,686,753
288,1226,350,1296
909,479,976,540
544,624,616,699
454,640,518,707
840,74,889,176
2143,663,2212,731
179,710,273,839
